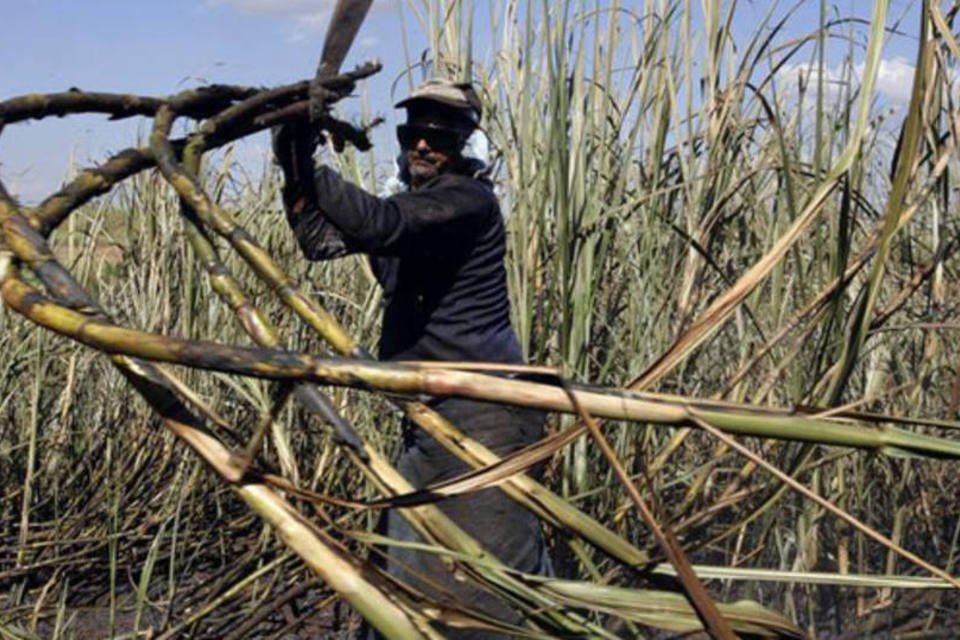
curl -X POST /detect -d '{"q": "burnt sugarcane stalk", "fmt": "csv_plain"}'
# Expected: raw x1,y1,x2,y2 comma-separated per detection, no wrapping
0,61,378,129
12,63,380,234
5,262,960,462
0,73,650,635
177,140,366,455
0,266,618,637
0,189,435,640
0,86,249,127
151,103,361,357
1,140,615,639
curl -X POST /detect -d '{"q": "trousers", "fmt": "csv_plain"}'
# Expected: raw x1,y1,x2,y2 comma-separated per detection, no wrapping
366,399,551,639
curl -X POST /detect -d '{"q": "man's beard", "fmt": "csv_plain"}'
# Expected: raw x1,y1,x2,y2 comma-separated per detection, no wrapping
407,152,450,188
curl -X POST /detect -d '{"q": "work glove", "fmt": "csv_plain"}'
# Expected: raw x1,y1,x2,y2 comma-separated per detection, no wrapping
308,74,350,152
271,119,316,186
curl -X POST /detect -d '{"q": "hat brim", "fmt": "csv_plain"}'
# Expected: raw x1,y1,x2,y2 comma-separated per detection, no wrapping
395,96,479,121
398,99,480,133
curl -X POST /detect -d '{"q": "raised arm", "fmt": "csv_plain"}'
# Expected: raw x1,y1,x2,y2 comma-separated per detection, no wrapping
311,166,492,257
273,122,355,261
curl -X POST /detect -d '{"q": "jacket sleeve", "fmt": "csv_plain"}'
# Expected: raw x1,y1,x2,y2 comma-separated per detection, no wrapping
311,165,490,257
281,167,358,261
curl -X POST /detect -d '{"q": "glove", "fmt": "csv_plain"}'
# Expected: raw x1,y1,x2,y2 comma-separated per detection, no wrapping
271,119,316,184
308,77,351,152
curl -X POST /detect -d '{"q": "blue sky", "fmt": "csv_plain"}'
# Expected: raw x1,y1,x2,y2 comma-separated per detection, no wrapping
0,0,923,203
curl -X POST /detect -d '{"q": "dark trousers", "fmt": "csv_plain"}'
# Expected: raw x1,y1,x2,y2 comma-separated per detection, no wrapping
367,399,551,639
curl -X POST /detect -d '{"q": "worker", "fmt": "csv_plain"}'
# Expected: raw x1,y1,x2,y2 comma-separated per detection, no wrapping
273,78,550,639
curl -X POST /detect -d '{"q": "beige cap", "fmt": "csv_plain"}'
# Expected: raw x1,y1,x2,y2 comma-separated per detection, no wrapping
395,79,482,122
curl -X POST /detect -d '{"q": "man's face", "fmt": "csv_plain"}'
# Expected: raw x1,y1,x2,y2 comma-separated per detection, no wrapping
397,123,465,188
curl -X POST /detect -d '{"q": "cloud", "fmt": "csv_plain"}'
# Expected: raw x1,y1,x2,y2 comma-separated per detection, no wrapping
776,57,917,106
872,57,916,103
775,63,836,97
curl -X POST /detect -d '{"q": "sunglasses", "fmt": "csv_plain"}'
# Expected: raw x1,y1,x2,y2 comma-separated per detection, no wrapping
396,124,465,152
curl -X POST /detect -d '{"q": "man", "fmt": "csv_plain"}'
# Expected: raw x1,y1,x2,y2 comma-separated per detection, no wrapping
273,79,550,639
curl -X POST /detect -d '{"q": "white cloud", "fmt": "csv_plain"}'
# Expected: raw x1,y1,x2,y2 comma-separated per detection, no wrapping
776,62,839,97
873,57,916,103
776,57,917,106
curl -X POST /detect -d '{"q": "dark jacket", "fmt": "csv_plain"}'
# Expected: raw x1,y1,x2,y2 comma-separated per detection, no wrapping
286,164,523,364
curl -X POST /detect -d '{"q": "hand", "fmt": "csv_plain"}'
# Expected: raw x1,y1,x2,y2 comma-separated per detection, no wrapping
309,77,346,151
271,119,316,183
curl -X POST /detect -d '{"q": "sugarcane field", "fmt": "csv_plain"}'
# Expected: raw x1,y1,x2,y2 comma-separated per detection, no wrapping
2,1,960,638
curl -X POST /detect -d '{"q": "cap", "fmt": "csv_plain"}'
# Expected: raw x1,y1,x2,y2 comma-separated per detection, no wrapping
395,79,482,124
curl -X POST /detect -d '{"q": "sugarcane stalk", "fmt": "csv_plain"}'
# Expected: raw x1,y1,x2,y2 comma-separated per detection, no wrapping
177,141,367,454
15,64,380,234
2,87,636,631
564,386,738,639
5,263,960,463
0,197,435,640
0,62,379,129
0,191,764,634
2,150,617,638
1,260,625,637
151,104,361,357
0,86,254,126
